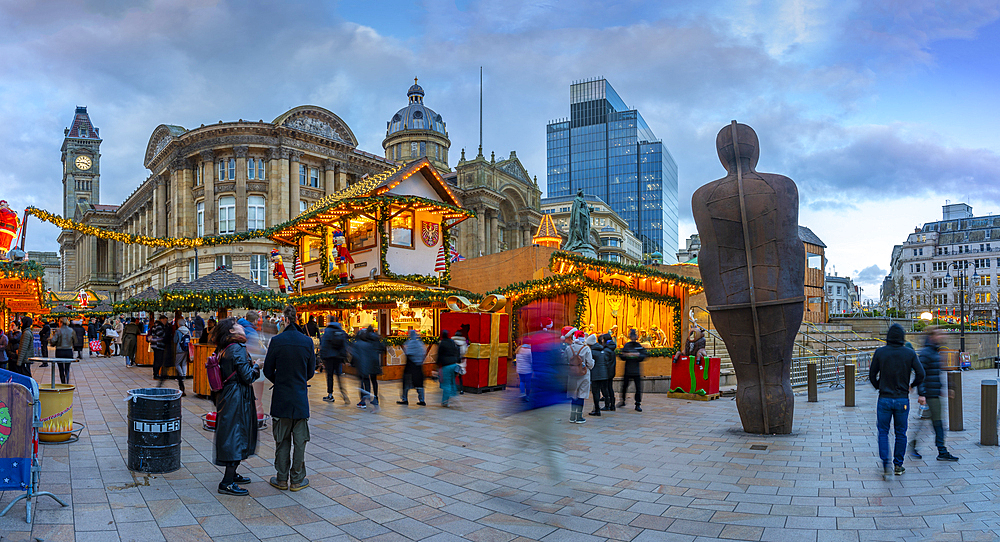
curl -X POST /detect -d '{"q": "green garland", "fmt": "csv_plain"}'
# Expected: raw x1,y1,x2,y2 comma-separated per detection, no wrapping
549,251,703,290
0,260,45,281
384,335,439,346
294,289,480,309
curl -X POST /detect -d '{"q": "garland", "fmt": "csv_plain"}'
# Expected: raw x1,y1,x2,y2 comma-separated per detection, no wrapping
0,260,45,281
160,289,286,312
549,251,703,291
293,289,480,309
384,335,439,347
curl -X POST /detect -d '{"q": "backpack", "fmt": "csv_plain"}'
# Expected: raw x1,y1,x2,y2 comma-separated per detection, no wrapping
178,333,190,352
206,350,236,392
568,345,587,377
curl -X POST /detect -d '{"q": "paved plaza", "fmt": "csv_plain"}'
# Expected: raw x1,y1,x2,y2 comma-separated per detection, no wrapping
1,355,999,542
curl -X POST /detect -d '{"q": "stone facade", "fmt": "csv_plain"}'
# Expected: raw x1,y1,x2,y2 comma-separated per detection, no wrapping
540,194,642,265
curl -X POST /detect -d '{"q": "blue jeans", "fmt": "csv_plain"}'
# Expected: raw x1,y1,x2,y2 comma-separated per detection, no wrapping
518,373,532,397
440,364,458,405
877,397,909,466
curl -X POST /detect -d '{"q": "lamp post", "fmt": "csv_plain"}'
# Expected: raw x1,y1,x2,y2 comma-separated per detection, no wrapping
945,261,979,353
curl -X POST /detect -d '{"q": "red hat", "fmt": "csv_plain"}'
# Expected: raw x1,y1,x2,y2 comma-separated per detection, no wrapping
573,330,586,339
540,317,554,329
561,327,578,340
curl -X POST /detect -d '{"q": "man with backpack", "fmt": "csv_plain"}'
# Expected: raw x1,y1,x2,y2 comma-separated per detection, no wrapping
161,317,190,396
319,317,350,403
263,306,316,492
563,329,595,423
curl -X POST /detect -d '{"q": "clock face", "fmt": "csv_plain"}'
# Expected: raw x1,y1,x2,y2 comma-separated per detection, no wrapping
75,155,92,170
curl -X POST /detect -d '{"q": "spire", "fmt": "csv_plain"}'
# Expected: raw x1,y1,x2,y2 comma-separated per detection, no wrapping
533,214,561,248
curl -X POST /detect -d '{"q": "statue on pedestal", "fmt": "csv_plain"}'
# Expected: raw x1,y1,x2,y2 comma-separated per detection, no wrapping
563,190,597,259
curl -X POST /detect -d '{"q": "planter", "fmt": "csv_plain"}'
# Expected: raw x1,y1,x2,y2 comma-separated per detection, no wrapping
38,384,75,442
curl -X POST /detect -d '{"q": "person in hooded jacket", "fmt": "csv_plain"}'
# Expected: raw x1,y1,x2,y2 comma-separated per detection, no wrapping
351,326,383,409
617,329,648,412
869,323,925,477
588,333,608,416
211,318,261,496
600,334,617,411
398,329,427,406
910,327,959,462
436,330,461,407
565,330,595,423
319,318,350,403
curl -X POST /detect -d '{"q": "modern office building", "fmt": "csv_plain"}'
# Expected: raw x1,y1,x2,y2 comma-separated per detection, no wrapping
546,78,678,263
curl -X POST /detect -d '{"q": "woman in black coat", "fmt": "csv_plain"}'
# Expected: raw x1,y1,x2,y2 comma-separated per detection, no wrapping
212,318,260,496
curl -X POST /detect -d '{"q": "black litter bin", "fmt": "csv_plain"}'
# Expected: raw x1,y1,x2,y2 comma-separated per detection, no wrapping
126,388,182,473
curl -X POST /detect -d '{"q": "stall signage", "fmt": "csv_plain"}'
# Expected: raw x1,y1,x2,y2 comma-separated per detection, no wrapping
5,300,42,311
134,420,180,433
354,262,367,269
0,279,32,295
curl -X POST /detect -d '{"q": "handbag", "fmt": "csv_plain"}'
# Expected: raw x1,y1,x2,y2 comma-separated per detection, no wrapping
206,351,236,392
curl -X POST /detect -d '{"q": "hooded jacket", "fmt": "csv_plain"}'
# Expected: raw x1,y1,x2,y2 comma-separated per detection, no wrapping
917,336,943,398
869,323,924,398
319,322,348,360
588,339,608,381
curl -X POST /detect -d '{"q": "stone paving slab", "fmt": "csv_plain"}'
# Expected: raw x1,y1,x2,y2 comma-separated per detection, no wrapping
1,356,999,541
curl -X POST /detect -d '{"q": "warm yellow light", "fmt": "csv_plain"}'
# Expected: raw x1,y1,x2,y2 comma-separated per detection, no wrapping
920,311,933,321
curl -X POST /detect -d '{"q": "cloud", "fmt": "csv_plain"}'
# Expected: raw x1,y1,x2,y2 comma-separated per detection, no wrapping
854,264,887,286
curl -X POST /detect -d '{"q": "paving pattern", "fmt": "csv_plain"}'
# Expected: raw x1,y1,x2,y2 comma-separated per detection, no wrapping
1,355,999,541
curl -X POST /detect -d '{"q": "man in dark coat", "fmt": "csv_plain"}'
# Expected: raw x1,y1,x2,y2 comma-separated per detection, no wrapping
910,327,959,462
319,318,349,403
601,334,617,411
263,306,316,491
617,329,647,412
587,335,607,416
122,318,140,366
149,315,169,380
70,320,85,359
870,323,925,477
38,320,51,365
351,327,384,409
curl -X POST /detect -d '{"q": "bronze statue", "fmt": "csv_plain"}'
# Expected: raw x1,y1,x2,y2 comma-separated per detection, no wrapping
564,189,597,258
692,122,804,434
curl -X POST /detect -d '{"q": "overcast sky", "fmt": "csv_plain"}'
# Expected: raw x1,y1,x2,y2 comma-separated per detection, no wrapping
2,0,998,299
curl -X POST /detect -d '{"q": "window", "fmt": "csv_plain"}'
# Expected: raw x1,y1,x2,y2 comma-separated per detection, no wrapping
249,255,269,287
218,160,225,181
299,164,307,185
196,202,204,237
257,158,266,180
247,196,265,230
348,217,378,251
420,142,426,157
390,210,414,248
836,286,842,295
982,275,992,286
309,167,319,188
247,158,255,180
218,196,236,234
300,200,308,213
410,142,419,157
196,164,203,186
188,259,197,281
228,158,236,180
215,254,232,270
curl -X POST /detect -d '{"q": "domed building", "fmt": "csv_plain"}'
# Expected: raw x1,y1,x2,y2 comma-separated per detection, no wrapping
383,78,450,173
382,79,542,259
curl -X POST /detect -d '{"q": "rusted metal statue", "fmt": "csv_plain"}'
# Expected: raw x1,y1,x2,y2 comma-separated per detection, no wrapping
692,122,804,434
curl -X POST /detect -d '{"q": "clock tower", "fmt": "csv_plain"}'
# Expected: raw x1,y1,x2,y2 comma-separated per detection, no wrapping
61,106,102,218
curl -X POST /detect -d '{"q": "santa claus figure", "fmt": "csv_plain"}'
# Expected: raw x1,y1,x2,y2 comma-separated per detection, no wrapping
0,200,20,258
270,248,290,294
332,229,354,285
77,289,90,309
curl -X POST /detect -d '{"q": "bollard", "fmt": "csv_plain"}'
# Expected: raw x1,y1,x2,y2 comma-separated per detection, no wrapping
807,362,818,402
948,371,963,431
845,363,855,407
982,380,998,446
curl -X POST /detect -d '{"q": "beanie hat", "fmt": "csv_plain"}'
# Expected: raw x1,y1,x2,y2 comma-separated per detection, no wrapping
585,333,598,346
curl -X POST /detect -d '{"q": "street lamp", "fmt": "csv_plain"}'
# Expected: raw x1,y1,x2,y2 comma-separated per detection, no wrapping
944,261,980,353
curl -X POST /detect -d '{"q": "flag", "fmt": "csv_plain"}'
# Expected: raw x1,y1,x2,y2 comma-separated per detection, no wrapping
293,255,304,283
450,248,465,262
435,245,448,273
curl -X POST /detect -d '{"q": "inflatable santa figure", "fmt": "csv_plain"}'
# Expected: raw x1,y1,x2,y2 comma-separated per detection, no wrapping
270,248,290,294
332,229,354,285
0,200,20,258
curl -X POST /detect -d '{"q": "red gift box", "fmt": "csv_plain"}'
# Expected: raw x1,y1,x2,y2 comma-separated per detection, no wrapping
440,312,509,390
670,356,720,396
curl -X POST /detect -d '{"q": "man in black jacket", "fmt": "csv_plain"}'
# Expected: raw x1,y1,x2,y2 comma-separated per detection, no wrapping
910,327,959,462
869,323,925,477
38,320,51,365
263,306,316,492
318,318,349,403
617,329,647,412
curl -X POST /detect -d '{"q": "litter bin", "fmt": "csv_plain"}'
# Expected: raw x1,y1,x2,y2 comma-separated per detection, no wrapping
126,388,182,473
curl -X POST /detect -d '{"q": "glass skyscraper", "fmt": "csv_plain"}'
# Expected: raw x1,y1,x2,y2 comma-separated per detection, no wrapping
546,78,678,263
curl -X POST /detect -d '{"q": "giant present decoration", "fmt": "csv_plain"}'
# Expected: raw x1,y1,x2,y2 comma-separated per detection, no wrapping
670,356,721,397
441,295,509,391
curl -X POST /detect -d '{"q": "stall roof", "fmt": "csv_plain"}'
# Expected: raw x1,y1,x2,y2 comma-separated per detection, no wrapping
291,277,480,311
165,268,271,294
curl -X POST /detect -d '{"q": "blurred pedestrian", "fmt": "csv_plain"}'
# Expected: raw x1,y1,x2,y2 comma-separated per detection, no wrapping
211,318,260,496
617,329,648,412
870,323,924,478
264,305,316,491
0,327,7,371
910,326,959,462
122,317,140,366
113,317,124,356
38,319,50,362
167,317,190,396
398,329,427,406
149,315,169,380
70,320,84,359
319,317,350,404
49,317,75,384
564,330,594,423
588,333,608,417
436,330,460,407
100,318,114,357
514,340,532,400
351,326,383,410
600,333,617,411
519,316,567,481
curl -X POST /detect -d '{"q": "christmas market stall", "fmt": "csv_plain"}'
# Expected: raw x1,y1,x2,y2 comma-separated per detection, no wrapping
268,158,478,380
0,261,48,331
489,251,705,389
112,287,160,366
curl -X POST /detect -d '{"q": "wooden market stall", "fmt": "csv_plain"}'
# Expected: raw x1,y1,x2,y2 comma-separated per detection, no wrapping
268,158,477,381
0,261,49,330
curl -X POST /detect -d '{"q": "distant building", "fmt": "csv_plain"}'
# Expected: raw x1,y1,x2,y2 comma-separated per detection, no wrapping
676,234,700,263
540,194,642,264
826,273,857,315
30,251,61,292
799,226,828,323
545,78,678,263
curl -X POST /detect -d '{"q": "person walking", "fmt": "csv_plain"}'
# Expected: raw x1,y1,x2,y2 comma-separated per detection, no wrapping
49,317,75,384
870,323,925,478
617,329,647,412
14,316,35,377
263,306,316,492
587,333,608,417
165,318,190,396
398,329,427,406
100,318,114,357
351,326,383,409
122,318,140,366
436,330,461,407
565,331,594,423
71,320,85,359
211,318,260,496
149,315,168,380
910,326,959,462
319,318,350,403
38,320,50,364
600,333,617,411
113,318,124,356
514,340,532,400
86,318,98,356
306,316,319,339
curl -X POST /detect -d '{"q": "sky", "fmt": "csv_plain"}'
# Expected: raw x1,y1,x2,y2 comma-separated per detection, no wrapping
2,0,999,300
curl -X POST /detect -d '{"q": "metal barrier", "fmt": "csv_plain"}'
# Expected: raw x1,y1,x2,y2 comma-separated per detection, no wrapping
791,351,874,389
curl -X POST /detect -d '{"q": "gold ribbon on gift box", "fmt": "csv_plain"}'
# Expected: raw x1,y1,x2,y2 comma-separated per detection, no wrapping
447,294,507,386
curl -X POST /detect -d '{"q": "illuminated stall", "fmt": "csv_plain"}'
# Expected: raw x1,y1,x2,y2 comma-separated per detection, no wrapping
0,261,49,330
269,158,477,379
